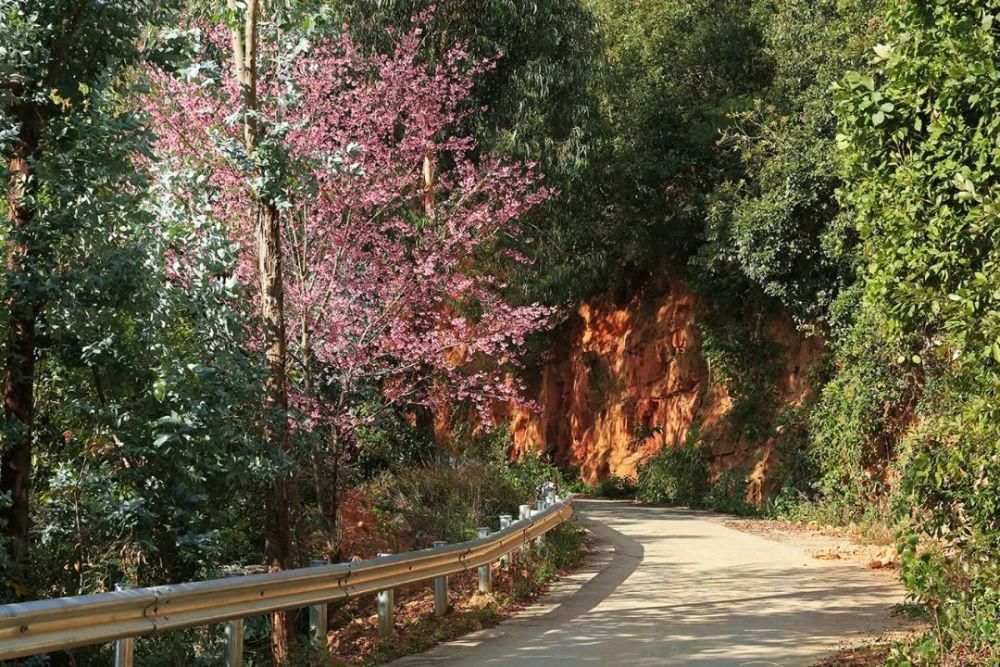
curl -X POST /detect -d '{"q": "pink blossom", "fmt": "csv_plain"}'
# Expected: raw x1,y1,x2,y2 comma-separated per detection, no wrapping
147,16,554,439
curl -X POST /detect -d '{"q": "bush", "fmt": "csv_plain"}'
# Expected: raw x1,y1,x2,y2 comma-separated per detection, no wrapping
704,468,754,515
572,474,636,499
637,440,709,507
351,406,435,482
461,425,563,496
888,374,1000,663
803,297,918,520
366,462,536,548
542,523,588,570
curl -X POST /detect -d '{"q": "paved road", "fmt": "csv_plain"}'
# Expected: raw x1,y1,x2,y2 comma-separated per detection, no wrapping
393,499,905,666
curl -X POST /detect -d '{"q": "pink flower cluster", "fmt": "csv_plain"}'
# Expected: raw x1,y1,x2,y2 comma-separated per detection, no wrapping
147,17,553,433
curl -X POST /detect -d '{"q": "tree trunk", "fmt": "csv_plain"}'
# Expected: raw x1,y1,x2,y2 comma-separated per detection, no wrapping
227,1,295,659
422,151,436,220
1,104,39,570
257,201,295,662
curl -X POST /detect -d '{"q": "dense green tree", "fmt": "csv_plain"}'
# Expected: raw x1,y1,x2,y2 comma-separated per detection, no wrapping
30,172,266,596
0,2,275,613
0,0,168,584
698,0,880,323
836,1,1000,658
591,0,767,277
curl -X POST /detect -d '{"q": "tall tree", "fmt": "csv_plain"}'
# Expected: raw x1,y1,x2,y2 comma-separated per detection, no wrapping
222,0,295,658
0,0,157,581
589,0,767,272
148,10,552,659
696,0,880,324
832,1,1000,657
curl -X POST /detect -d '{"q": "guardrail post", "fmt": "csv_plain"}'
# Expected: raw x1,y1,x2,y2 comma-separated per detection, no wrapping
432,541,449,616
518,504,531,560
377,553,394,637
308,560,329,653
498,515,512,567
113,583,135,667
476,527,493,593
532,504,545,550
223,571,245,667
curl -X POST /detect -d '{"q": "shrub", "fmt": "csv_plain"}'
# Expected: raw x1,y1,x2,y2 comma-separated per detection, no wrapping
462,425,563,497
542,523,588,570
574,475,637,499
351,406,435,482
889,375,1000,663
704,468,754,515
366,462,535,548
637,440,709,507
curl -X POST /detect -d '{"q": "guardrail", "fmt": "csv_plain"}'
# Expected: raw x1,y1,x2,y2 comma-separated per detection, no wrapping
0,493,573,664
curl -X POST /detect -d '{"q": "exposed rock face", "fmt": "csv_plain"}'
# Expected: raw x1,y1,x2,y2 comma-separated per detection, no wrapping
506,277,824,498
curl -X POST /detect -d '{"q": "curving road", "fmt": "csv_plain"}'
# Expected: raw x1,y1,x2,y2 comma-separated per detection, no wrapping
392,499,905,666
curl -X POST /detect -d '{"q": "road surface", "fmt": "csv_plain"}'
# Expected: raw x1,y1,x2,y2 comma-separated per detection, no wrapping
392,499,905,666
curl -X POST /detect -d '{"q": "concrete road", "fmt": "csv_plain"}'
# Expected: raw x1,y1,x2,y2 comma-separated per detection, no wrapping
392,499,905,666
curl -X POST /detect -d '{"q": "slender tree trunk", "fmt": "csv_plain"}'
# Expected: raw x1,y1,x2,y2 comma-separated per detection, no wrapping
1,104,39,571
326,428,341,557
227,1,295,660
258,202,295,662
422,151,436,220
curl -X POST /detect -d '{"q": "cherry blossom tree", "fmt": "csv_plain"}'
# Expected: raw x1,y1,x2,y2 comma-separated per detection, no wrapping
147,13,552,653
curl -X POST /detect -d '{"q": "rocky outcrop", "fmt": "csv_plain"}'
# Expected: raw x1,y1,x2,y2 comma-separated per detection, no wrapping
505,277,824,498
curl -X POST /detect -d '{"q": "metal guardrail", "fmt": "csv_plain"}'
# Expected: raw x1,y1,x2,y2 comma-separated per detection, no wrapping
0,494,573,664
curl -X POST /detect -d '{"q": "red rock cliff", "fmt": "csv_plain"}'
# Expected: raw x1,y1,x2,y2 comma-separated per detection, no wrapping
506,277,824,497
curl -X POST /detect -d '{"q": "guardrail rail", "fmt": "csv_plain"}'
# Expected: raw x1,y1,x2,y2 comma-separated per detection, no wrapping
0,492,573,665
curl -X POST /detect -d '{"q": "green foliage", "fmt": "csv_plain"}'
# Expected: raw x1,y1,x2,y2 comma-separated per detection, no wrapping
697,0,879,323
365,427,567,550
589,0,768,278
637,438,709,507
351,407,435,482
635,440,759,514
695,305,784,438
571,474,636,499
462,425,563,493
0,0,271,603
889,372,1000,660
367,462,536,547
836,0,1000,366
27,170,268,597
704,469,755,516
833,1,1000,658
803,294,920,517
537,522,587,571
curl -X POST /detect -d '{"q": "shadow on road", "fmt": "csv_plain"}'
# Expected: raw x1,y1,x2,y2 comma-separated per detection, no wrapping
392,499,906,666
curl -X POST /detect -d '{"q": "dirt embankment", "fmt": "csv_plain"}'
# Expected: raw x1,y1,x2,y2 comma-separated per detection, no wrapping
503,277,825,497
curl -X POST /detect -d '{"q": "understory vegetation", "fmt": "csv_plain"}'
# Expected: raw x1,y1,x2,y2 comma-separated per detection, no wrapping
3,0,1000,664
68,450,572,665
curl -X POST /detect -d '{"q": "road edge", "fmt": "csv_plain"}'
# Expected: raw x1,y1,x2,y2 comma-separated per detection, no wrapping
386,527,615,665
